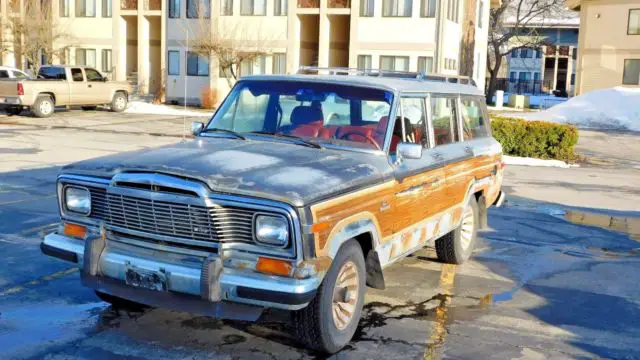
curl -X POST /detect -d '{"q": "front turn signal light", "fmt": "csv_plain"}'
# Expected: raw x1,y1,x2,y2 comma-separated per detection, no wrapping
256,257,292,277
63,223,87,239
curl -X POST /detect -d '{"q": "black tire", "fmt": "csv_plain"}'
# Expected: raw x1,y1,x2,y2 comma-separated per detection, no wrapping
292,240,366,354
6,106,22,116
436,196,479,264
95,291,148,311
81,106,97,111
32,95,55,118
111,92,128,112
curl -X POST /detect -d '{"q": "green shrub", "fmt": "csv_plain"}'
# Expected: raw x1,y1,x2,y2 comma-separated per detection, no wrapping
491,116,579,161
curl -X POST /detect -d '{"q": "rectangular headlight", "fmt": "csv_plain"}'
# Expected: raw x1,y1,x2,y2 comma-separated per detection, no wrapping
64,186,91,215
255,215,289,247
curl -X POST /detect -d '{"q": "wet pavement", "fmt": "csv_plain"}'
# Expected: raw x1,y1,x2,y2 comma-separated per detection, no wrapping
1,113,640,359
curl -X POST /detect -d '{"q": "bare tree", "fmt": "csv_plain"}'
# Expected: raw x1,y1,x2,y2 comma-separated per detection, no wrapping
486,0,565,101
0,0,74,75
184,13,275,88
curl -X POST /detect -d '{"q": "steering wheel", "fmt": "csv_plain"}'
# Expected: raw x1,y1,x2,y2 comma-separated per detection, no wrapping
339,132,381,150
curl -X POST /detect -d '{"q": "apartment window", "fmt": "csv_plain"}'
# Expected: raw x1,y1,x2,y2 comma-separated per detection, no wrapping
533,72,540,81
169,0,180,17
102,0,112,17
101,49,112,73
536,48,542,58
380,56,409,71
477,0,483,28
571,73,575,85
622,59,640,85
420,0,436,17
274,0,287,15
240,56,266,76
382,0,411,17
76,0,96,17
509,71,516,81
168,51,180,75
60,0,69,16
221,0,233,15
272,53,286,74
241,0,266,15
628,9,640,35
360,0,374,16
187,52,209,76
357,55,372,70
417,56,433,74
446,0,458,22
187,0,210,18
518,72,530,81
76,49,97,67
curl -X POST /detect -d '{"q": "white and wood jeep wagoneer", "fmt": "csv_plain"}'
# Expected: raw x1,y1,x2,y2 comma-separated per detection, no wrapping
42,68,505,353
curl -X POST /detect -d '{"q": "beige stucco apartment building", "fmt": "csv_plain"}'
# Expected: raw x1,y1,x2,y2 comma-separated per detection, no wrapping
0,0,499,103
568,0,640,95
166,0,500,104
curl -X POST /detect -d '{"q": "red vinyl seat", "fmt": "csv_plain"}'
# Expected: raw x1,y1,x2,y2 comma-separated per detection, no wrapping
288,106,325,138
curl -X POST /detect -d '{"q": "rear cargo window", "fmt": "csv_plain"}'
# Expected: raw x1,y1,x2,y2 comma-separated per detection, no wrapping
38,67,66,80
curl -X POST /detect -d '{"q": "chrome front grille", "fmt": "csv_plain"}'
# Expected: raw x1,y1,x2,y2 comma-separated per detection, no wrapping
87,187,256,244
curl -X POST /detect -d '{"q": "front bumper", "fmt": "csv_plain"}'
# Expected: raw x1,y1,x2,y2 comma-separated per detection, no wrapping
41,232,319,318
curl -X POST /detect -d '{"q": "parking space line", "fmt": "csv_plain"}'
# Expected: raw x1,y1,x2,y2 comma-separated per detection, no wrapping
0,195,56,206
0,267,78,297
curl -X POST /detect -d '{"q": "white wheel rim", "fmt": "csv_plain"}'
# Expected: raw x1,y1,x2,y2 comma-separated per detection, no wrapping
40,100,52,115
332,260,359,331
459,206,475,251
115,96,126,110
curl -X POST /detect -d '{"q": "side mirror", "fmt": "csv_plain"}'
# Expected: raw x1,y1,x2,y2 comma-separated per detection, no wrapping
103,77,109,82
397,142,422,160
191,121,204,136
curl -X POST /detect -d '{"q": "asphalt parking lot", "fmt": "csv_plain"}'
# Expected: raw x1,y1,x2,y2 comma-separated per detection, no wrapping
1,110,639,359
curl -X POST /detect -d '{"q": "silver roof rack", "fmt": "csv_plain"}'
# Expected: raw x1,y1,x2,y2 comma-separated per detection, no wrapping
297,66,477,87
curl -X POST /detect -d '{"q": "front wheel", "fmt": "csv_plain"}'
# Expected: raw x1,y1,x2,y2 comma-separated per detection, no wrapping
292,240,366,354
111,92,128,112
435,196,479,264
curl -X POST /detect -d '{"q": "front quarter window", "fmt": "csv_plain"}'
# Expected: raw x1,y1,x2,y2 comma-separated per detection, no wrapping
205,80,394,151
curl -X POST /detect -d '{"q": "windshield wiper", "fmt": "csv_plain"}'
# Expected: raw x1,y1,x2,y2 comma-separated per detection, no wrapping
199,128,246,140
249,131,322,149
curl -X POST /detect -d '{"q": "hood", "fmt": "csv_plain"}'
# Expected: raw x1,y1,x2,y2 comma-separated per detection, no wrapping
61,137,394,207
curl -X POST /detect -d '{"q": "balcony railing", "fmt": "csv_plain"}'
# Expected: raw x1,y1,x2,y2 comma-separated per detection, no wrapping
121,0,137,10
495,78,554,95
145,0,161,10
328,0,350,7
298,0,319,8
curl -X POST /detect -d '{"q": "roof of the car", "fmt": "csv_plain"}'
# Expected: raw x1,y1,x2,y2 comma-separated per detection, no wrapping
241,74,485,96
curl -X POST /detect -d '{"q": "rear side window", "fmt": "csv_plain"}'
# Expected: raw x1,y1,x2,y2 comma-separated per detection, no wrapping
13,71,29,79
39,67,66,80
460,98,489,140
430,96,459,145
0,70,9,78
71,68,84,82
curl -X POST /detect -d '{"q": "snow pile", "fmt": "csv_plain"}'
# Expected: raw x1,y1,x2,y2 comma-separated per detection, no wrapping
504,155,578,169
516,87,640,132
125,101,212,118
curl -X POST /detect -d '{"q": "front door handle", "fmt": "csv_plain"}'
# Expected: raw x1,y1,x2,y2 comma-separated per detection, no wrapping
431,152,443,160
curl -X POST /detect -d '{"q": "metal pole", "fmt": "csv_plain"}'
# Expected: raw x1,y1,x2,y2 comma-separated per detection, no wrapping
183,32,188,141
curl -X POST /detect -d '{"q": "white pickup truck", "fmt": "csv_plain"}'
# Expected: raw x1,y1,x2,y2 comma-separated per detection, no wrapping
0,65,132,117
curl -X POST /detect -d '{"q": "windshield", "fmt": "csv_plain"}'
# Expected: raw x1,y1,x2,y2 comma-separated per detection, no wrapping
206,80,394,150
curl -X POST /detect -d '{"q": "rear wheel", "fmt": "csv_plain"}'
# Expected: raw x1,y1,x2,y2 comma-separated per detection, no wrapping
32,95,54,118
95,291,148,311
292,240,365,354
436,196,479,264
111,92,127,112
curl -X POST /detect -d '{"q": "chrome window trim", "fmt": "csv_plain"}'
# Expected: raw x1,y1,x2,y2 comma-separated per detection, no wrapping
57,173,304,261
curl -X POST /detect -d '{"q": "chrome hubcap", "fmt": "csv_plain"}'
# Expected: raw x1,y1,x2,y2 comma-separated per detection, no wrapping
115,96,126,110
40,100,52,114
332,261,359,331
459,206,475,251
